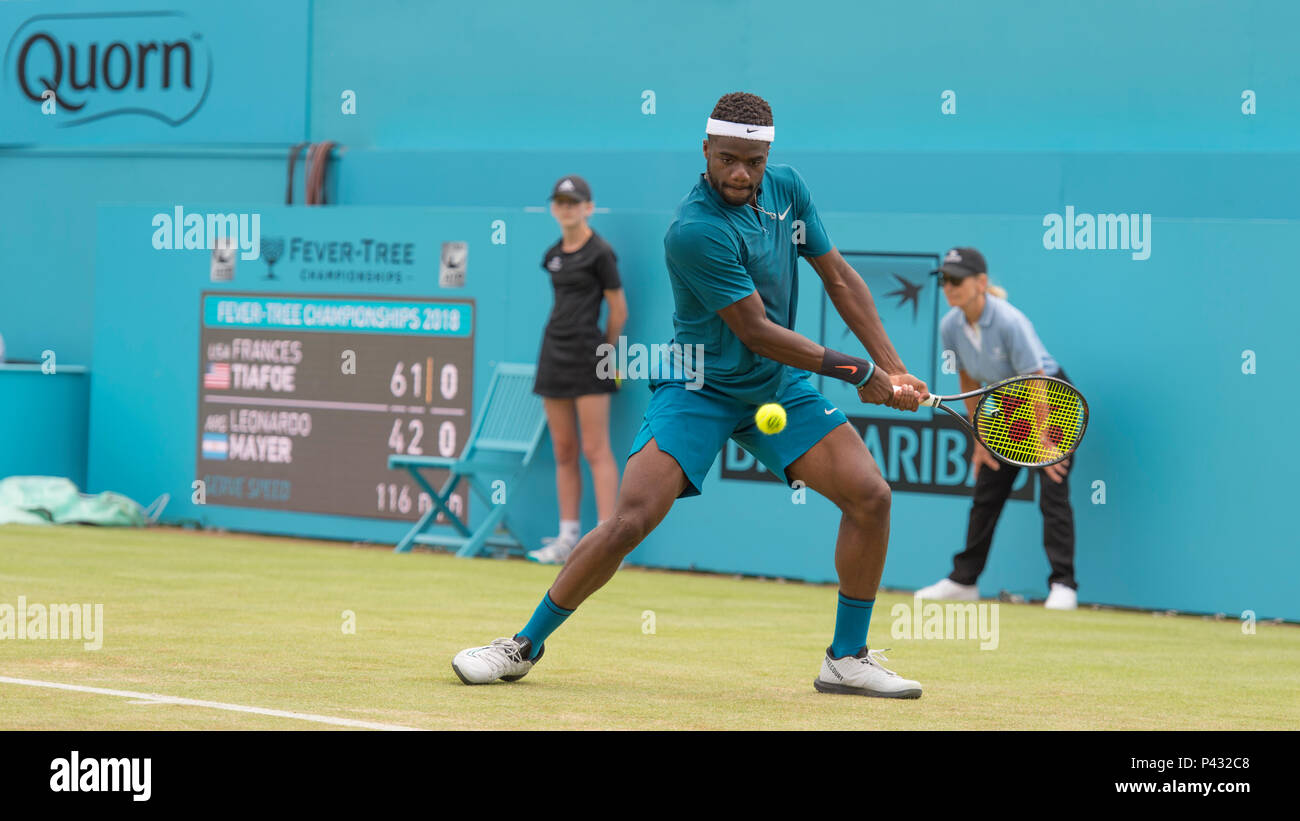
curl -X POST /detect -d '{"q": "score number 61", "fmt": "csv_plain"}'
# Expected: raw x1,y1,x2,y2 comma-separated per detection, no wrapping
391,360,458,403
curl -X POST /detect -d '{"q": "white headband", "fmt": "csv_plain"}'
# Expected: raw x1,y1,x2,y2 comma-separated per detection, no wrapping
705,117,774,142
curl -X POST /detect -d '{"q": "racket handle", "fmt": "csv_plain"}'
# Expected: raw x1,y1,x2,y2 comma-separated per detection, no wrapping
891,385,941,407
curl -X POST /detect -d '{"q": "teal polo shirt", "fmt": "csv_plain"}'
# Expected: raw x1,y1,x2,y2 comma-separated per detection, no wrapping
940,294,1060,385
661,164,833,404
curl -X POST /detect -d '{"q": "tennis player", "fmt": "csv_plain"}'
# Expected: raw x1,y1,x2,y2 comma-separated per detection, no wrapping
454,92,930,698
914,247,1079,609
527,175,627,565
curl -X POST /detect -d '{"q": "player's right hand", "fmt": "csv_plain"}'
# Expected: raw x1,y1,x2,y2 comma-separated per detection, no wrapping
972,442,1001,478
886,373,928,411
1042,457,1069,484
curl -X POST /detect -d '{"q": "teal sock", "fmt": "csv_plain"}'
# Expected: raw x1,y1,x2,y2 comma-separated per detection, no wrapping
518,591,574,659
830,591,874,658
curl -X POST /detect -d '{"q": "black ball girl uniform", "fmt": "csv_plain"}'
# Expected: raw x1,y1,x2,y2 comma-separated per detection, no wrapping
533,232,622,398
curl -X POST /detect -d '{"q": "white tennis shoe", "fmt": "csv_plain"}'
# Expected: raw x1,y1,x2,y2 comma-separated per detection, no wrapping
451,636,543,685
913,578,980,601
814,646,922,699
527,535,576,565
1044,583,1078,610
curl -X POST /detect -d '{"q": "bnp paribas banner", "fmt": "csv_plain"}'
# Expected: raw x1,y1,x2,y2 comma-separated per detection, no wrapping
722,251,1033,499
0,0,307,144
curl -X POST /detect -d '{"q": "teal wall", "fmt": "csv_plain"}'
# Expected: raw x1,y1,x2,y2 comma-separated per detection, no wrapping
89,202,1296,621
0,366,88,488
3,0,1297,618
310,0,1298,152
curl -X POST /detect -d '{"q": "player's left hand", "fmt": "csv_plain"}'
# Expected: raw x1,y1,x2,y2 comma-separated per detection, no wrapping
856,366,894,405
884,373,929,412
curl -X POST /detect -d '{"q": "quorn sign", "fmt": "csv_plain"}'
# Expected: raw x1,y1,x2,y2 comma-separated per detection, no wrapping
7,11,210,126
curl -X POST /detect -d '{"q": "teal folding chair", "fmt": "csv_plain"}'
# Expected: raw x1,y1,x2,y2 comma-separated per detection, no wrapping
388,362,547,557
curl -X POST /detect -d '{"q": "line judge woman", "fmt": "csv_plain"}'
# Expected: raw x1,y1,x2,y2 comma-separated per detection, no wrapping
527,175,628,565
914,247,1079,610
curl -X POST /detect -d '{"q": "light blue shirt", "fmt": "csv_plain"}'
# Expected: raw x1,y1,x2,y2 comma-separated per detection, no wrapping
940,295,1059,385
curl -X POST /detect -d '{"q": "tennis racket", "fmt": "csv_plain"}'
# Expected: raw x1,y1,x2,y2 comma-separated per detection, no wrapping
894,375,1088,468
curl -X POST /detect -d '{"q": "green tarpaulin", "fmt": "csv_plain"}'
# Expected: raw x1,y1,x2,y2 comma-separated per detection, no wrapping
0,476,161,527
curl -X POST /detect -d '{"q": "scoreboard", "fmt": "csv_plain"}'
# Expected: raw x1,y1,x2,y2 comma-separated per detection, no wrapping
196,293,474,521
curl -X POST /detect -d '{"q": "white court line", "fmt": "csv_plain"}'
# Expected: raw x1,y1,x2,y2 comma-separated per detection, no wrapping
0,676,418,731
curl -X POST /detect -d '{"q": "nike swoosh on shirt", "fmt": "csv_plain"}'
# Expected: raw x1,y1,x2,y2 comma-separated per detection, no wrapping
824,408,837,415
778,205,792,220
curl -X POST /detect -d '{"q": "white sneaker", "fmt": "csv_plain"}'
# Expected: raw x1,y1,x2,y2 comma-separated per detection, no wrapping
814,647,922,699
527,535,576,565
1044,583,1078,610
451,635,543,685
913,578,980,601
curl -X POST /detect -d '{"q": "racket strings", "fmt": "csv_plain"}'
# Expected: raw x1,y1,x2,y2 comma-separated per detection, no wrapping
974,378,1086,466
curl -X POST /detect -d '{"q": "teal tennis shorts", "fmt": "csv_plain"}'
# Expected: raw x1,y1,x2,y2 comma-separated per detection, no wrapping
628,373,849,497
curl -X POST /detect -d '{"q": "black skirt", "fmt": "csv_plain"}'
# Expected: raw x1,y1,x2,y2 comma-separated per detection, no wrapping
533,331,617,398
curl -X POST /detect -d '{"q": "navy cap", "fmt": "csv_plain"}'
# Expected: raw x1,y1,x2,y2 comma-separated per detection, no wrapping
935,246,986,279
550,175,592,203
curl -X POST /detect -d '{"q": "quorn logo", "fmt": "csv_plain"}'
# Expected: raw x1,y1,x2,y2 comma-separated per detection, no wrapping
6,11,212,126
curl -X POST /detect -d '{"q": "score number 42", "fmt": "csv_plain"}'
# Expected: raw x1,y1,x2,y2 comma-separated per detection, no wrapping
388,418,456,458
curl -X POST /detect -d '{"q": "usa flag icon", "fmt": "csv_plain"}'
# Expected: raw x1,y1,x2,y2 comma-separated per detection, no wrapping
204,362,231,389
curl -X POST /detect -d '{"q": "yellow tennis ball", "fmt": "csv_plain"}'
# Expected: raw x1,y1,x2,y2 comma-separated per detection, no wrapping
755,403,786,435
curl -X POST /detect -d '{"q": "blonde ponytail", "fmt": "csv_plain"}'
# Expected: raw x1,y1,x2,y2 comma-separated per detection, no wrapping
977,272,1007,300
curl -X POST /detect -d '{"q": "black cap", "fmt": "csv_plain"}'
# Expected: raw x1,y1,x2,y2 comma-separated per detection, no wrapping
550,175,592,203
935,246,986,279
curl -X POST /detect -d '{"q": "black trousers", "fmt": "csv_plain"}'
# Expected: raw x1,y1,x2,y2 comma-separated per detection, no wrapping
949,370,1078,591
